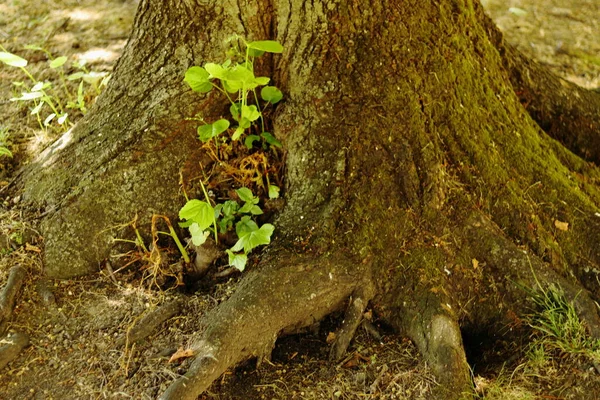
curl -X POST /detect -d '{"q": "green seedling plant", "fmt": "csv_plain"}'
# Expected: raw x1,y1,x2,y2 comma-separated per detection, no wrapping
183,36,284,152
0,45,109,132
179,184,279,272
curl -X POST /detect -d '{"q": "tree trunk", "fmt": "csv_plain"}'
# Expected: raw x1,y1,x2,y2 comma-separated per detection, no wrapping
13,0,600,398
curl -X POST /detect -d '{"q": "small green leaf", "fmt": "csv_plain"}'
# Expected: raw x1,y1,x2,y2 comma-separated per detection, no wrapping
244,134,260,149
57,113,68,124
30,102,43,115
232,223,275,253
204,62,227,79
44,113,56,126
197,119,230,142
241,105,260,121
179,199,214,231
236,215,259,237
226,250,248,271
261,132,282,148
184,66,213,93
49,56,67,69
0,147,13,158
189,223,209,246
232,126,245,141
247,48,265,57
213,118,230,134
221,200,239,217
11,91,43,101
261,86,283,104
268,185,280,199
249,205,263,215
230,102,241,121
223,79,243,93
246,40,284,54
236,187,255,203
68,71,84,81
226,64,254,84
254,76,270,86
0,52,28,67
31,82,44,92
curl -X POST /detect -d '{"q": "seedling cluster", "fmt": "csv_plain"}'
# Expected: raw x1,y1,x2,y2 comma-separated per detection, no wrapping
180,37,285,272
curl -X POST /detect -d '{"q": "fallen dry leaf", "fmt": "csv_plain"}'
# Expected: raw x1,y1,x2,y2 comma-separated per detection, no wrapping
554,220,569,231
25,243,42,253
168,347,196,363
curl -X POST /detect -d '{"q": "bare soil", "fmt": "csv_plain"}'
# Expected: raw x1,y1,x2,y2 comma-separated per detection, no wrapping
0,1,599,399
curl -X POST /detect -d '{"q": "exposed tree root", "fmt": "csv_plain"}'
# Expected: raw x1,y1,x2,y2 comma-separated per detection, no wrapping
0,332,29,370
115,298,183,348
388,288,472,399
160,252,366,399
0,265,26,336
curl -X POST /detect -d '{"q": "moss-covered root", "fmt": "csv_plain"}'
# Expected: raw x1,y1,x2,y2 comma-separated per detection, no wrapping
465,213,600,338
400,291,472,400
479,4,600,164
160,252,366,399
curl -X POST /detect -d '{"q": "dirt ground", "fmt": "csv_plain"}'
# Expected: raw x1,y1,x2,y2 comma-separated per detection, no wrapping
0,0,599,399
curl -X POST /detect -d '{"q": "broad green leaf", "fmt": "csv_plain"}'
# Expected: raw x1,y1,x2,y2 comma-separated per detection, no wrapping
223,79,243,93
226,64,254,83
249,205,263,215
236,187,255,203
197,125,214,142
189,223,209,246
0,52,27,67
254,76,270,86
261,86,283,104
246,40,284,54
197,119,230,142
49,56,67,69
268,184,280,199
179,199,214,231
244,134,260,149
0,147,13,158
226,250,248,271
11,91,43,101
239,202,253,214
261,132,282,148
229,102,241,121
236,215,259,237
241,105,260,121
221,200,239,217
184,66,212,93
247,48,265,57
232,223,274,253
232,126,245,141
204,62,227,79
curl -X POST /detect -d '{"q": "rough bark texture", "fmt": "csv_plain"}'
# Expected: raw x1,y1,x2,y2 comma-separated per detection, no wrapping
13,0,600,398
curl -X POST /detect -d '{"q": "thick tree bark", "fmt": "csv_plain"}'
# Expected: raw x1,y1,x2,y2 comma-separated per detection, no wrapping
12,0,600,398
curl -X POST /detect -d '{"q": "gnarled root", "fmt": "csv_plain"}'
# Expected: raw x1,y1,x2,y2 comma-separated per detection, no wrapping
160,252,368,400
393,290,472,400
